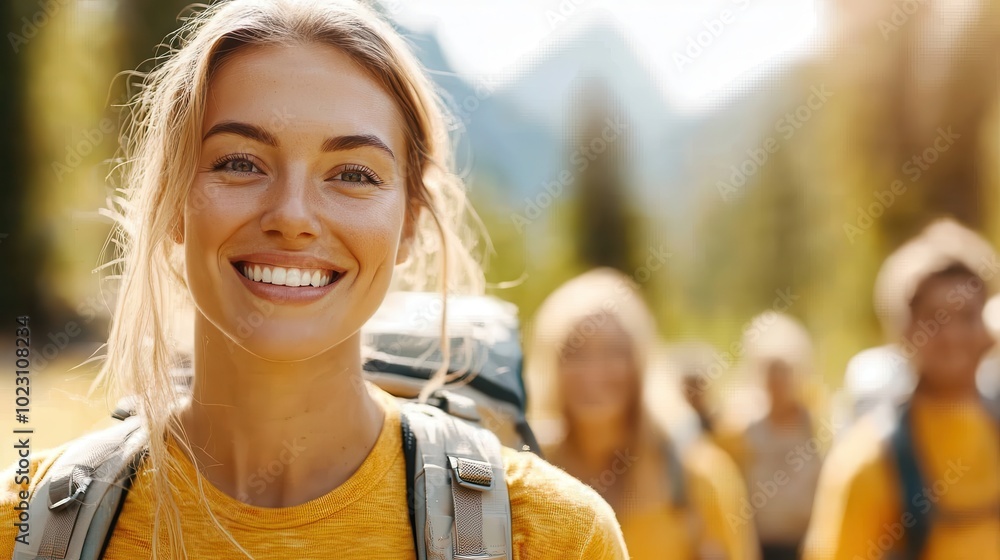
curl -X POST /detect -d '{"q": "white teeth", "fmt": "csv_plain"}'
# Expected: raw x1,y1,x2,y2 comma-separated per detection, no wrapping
271,267,286,285
238,263,336,288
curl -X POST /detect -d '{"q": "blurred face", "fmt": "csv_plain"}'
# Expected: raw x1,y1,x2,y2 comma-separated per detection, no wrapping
557,315,640,425
764,358,797,410
682,372,708,409
905,270,994,391
182,42,412,360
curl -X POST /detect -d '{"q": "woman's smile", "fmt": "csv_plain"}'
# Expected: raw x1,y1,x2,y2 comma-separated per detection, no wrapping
229,254,347,305
227,251,348,305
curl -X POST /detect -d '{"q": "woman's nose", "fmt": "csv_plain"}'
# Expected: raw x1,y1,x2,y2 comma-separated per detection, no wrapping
259,174,322,241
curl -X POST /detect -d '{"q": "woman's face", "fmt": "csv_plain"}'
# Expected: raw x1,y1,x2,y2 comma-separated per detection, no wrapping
557,315,640,426
183,42,411,360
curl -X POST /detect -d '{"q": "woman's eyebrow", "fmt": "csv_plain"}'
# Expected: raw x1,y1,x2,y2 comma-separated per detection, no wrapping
202,122,394,161
322,134,395,160
203,121,278,146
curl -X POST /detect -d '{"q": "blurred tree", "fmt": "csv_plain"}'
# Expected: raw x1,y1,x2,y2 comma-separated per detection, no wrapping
834,0,1000,245
113,0,193,98
568,78,640,275
0,1,46,327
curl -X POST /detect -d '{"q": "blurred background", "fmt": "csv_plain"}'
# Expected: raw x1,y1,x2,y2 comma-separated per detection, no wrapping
2,0,1000,445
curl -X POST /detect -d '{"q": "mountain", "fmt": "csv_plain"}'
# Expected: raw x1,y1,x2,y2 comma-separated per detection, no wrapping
397,12,813,231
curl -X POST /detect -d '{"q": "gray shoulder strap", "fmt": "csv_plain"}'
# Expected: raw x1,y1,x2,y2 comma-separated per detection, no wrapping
13,415,148,560
400,401,513,560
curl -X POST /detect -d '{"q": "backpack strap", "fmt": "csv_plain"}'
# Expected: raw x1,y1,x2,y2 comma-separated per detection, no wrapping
888,401,929,560
400,401,513,560
660,437,688,509
888,398,1000,560
13,415,148,560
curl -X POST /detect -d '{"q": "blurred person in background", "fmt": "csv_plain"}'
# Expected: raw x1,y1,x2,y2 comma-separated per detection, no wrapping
715,313,824,560
978,294,1000,409
803,219,1000,560
839,344,915,424
679,355,720,436
526,268,760,560
837,292,1000,426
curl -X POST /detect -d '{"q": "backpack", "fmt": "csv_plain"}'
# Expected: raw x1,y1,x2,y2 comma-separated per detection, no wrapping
362,291,540,453
886,398,1000,560
13,292,535,560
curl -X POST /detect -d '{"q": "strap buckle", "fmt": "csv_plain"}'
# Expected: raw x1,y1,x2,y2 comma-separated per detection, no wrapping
49,476,92,511
449,456,493,491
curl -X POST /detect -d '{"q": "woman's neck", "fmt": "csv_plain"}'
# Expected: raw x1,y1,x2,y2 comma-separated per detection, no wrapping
567,413,634,472
175,315,385,507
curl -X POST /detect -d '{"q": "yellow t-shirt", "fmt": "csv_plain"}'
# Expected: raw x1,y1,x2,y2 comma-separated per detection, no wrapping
616,437,760,560
803,399,1000,560
1,393,628,559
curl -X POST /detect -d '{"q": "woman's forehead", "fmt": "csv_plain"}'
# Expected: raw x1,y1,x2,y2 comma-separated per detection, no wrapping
202,42,405,153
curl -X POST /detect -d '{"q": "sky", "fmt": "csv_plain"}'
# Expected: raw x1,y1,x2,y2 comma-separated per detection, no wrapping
387,0,825,113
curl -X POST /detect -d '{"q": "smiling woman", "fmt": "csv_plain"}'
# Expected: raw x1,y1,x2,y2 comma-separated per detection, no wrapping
0,1,628,559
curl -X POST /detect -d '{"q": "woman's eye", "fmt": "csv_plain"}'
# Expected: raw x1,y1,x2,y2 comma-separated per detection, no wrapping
331,165,383,186
340,171,366,183
211,154,261,174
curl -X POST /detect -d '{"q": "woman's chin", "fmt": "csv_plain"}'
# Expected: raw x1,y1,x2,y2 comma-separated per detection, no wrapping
569,403,630,426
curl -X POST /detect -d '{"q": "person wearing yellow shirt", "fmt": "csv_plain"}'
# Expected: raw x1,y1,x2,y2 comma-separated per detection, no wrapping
0,1,629,558
803,219,1000,560
526,268,761,560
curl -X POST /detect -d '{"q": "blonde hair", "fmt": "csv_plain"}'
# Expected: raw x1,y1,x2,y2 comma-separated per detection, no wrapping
96,1,483,557
525,268,658,441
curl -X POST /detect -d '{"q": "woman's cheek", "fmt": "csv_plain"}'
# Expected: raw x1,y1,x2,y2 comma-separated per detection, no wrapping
334,196,406,265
